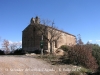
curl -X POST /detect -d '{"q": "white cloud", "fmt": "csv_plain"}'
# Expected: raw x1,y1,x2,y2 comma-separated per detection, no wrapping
19,41,22,44
88,40,92,42
96,40,100,42
19,41,22,43
8,41,22,45
9,40,22,49
9,41,13,44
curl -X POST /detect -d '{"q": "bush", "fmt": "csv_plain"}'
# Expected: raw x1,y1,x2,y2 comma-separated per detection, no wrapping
90,44,100,72
9,48,25,55
69,71,81,75
79,67,92,73
26,49,41,54
60,45,69,52
86,43,100,72
60,52,71,64
59,45,70,64
0,50,5,55
68,45,98,72
32,49,41,54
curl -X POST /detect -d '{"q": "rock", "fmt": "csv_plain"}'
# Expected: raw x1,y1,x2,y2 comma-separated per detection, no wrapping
55,49,64,56
25,53,36,56
30,53,36,55
44,50,49,54
25,54,30,56
44,49,64,55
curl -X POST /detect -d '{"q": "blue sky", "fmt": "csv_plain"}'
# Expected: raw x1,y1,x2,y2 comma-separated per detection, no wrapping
0,0,100,48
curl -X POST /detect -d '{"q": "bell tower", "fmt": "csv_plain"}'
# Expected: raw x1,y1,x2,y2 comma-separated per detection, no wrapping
30,16,40,24
35,16,40,24
30,17,35,24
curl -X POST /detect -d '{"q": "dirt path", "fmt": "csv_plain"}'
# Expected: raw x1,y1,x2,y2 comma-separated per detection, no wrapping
0,55,79,75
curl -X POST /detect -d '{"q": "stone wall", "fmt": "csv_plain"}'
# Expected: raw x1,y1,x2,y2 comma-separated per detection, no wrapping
47,31,76,51
58,33,76,47
22,17,76,52
22,24,48,52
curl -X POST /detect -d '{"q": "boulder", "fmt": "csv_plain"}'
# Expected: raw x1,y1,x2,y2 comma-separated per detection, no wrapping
30,53,36,56
26,53,36,56
25,54,30,56
44,48,64,55
55,49,64,56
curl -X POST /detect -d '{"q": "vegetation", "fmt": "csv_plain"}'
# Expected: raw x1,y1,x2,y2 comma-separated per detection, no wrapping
2,39,10,54
60,45,69,52
60,45,98,72
69,71,81,75
0,50,5,55
1,34,100,73
68,45,98,72
35,19,62,55
86,43,100,72
36,34,100,73
92,44,100,67
79,67,92,74
60,35,99,72
9,48,25,55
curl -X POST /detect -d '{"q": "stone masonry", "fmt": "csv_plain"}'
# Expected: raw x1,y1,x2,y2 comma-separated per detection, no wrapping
22,16,76,52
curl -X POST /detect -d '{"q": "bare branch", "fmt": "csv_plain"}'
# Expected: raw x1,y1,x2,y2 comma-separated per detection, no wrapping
35,19,62,54
2,39,10,54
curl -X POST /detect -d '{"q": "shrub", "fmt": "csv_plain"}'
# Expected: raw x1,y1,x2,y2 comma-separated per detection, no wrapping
68,45,98,72
60,45,69,52
69,71,81,75
14,48,25,55
33,49,41,54
79,67,92,73
9,48,25,55
0,50,5,55
59,45,71,64
86,43,100,72
91,44,100,72
60,52,71,64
